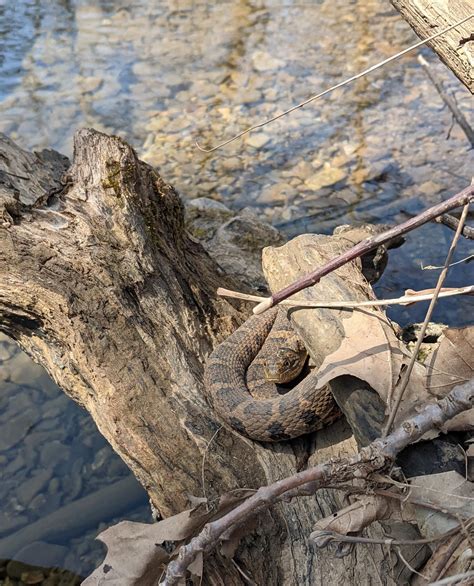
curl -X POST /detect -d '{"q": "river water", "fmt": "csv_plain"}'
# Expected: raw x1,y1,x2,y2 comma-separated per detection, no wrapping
0,0,473,579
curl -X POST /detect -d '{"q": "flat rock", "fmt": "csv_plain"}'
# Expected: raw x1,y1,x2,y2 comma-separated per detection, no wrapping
251,50,285,72
17,468,53,507
244,132,270,149
0,409,43,452
304,165,347,190
257,182,297,204
0,512,29,537
10,541,68,572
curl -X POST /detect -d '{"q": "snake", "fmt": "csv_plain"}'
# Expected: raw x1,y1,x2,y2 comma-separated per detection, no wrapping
204,308,341,442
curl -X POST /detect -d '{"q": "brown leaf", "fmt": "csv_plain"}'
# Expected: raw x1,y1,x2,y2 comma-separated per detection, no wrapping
425,326,474,432
409,471,474,539
83,490,256,584
82,520,169,586
312,495,394,535
315,309,429,424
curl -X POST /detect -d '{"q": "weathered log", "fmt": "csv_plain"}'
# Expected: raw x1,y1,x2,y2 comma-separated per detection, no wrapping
0,129,417,584
390,0,473,93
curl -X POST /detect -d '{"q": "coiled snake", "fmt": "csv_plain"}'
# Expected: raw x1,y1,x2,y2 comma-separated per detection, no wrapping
204,308,341,442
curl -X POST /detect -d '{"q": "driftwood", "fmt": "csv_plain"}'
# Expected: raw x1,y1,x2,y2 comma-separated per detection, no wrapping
0,129,425,584
390,0,474,93
1,129,471,584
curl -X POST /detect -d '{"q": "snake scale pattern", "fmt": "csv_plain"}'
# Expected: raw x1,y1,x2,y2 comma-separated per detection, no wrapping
204,308,341,442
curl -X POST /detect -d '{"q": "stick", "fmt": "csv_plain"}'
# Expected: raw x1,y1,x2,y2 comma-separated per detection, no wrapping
383,203,470,436
418,54,474,148
217,285,474,309
161,379,474,585
195,14,474,153
434,214,474,240
253,184,474,315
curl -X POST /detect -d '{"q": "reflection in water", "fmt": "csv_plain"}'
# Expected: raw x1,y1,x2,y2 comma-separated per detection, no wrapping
0,0,473,577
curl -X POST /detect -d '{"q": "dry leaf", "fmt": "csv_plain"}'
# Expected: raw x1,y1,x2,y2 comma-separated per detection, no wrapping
82,520,170,586
83,490,256,584
312,495,394,536
409,471,474,539
425,326,474,432
315,309,429,425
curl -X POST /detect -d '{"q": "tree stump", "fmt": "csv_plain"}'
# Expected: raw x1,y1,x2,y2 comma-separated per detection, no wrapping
0,129,414,585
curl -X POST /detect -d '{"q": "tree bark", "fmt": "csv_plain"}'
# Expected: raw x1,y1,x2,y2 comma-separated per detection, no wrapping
390,0,474,93
0,129,412,584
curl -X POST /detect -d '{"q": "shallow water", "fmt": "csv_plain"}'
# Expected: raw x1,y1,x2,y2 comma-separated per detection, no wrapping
0,0,473,578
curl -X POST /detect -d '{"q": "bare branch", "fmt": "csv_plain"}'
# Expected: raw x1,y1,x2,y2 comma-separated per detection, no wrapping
217,285,474,309
434,214,474,240
383,202,470,435
253,185,474,315
161,379,474,585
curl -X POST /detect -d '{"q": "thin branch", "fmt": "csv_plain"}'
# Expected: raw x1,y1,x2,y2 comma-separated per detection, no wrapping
418,54,474,148
161,379,474,585
311,518,473,547
422,255,474,270
201,426,222,511
217,285,474,309
395,547,429,581
253,185,474,315
195,14,474,153
429,571,474,586
434,213,474,240
383,203,470,435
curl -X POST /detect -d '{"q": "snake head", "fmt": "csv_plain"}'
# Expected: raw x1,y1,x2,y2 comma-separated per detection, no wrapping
263,347,307,383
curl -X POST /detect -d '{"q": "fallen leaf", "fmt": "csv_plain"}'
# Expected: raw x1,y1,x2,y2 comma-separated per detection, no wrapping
312,495,394,535
425,326,474,432
409,471,474,539
83,489,256,584
315,308,429,425
82,520,169,586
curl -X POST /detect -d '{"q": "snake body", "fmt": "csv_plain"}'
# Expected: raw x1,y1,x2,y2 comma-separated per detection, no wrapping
204,308,340,442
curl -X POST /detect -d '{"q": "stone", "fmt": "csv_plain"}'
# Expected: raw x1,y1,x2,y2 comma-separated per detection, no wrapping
40,441,72,467
0,334,17,361
0,512,29,537
79,76,102,94
7,351,45,385
257,183,297,204
251,50,285,72
304,165,347,190
11,542,68,571
244,133,270,149
4,453,26,477
17,469,53,507
0,409,43,452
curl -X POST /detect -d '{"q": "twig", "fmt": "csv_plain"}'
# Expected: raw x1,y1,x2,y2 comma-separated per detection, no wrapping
422,255,474,270
429,571,474,586
253,185,474,315
395,547,429,581
418,54,474,148
383,202,470,436
195,14,474,153
311,518,473,547
217,285,474,309
434,214,474,240
160,379,474,585
201,426,222,511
